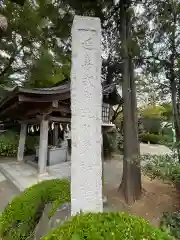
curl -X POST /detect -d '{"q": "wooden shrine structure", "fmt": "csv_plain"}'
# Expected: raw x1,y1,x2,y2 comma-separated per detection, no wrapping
0,81,121,175
0,83,71,124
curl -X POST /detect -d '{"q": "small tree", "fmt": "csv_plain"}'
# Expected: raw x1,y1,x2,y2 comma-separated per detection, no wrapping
141,105,166,134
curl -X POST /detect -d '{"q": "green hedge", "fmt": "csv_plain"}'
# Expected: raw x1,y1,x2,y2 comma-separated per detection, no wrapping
26,135,39,154
160,211,180,239
0,131,19,156
142,117,162,134
139,133,169,144
0,131,39,157
0,179,70,240
43,212,171,240
142,153,180,183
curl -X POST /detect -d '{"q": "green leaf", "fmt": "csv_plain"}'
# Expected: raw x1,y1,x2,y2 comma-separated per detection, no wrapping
71,234,81,240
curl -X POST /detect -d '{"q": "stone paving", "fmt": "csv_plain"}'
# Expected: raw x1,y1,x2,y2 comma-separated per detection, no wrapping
140,143,172,155
0,172,19,212
0,171,5,182
0,143,173,213
0,160,119,191
0,143,173,192
0,161,71,191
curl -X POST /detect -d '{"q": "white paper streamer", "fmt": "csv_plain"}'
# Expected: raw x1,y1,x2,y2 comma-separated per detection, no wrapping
30,126,34,133
60,124,63,131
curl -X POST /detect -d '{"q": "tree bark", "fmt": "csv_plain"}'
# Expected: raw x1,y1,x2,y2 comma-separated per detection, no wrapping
118,2,141,204
171,78,180,161
169,4,180,161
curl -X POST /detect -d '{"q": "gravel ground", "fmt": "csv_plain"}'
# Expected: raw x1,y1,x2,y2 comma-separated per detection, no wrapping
140,143,172,155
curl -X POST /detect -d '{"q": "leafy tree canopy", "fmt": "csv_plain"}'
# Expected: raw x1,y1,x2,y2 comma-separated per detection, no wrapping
141,105,166,119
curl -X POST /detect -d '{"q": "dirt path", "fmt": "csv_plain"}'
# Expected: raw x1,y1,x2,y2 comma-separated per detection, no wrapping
104,171,179,227
130,176,179,226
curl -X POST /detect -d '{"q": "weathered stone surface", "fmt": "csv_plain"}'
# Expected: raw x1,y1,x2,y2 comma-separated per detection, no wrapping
71,15,103,215
49,203,71,228
17,123,27,162
38,120,49,174
34,200,114,239
34,204,52,240
34,203,71,240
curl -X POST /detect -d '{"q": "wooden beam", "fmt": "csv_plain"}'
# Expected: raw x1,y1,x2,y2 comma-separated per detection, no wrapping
36,114,44,121
48,116,70,123
52,100,58,108
43,105,70,115
52,106,70,114
18,118,40,124
0,102,19,117
18,93,70,103
25,105,70,117
19,116,70,124
25,104,51,117
18,114,46,123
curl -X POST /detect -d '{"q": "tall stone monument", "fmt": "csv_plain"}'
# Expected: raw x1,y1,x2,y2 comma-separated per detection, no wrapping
71,15,103,215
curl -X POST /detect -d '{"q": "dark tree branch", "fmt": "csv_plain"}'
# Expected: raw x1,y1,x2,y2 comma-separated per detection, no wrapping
0,45,24,77
111,103,123,122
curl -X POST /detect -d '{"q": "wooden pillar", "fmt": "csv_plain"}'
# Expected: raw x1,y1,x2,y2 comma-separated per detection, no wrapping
53,123,59,145
17,123,27,162
38,119,49,175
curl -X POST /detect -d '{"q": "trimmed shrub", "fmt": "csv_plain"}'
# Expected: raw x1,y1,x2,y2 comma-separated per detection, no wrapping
142,154,180,184
103,128,123,156
25,135,39,154
142,117,162,134
116,133,124,152
0,131,39,157
105,129,123,154
160,211,180,239
106,131,118,153
0,179,70,240
161,126,173,139
42,212,171,240
139,133,169,144
0,131,19,156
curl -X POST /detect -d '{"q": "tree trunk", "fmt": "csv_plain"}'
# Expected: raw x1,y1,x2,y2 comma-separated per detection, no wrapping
118,2,141,204
171,78,180,161
169,5,180,161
